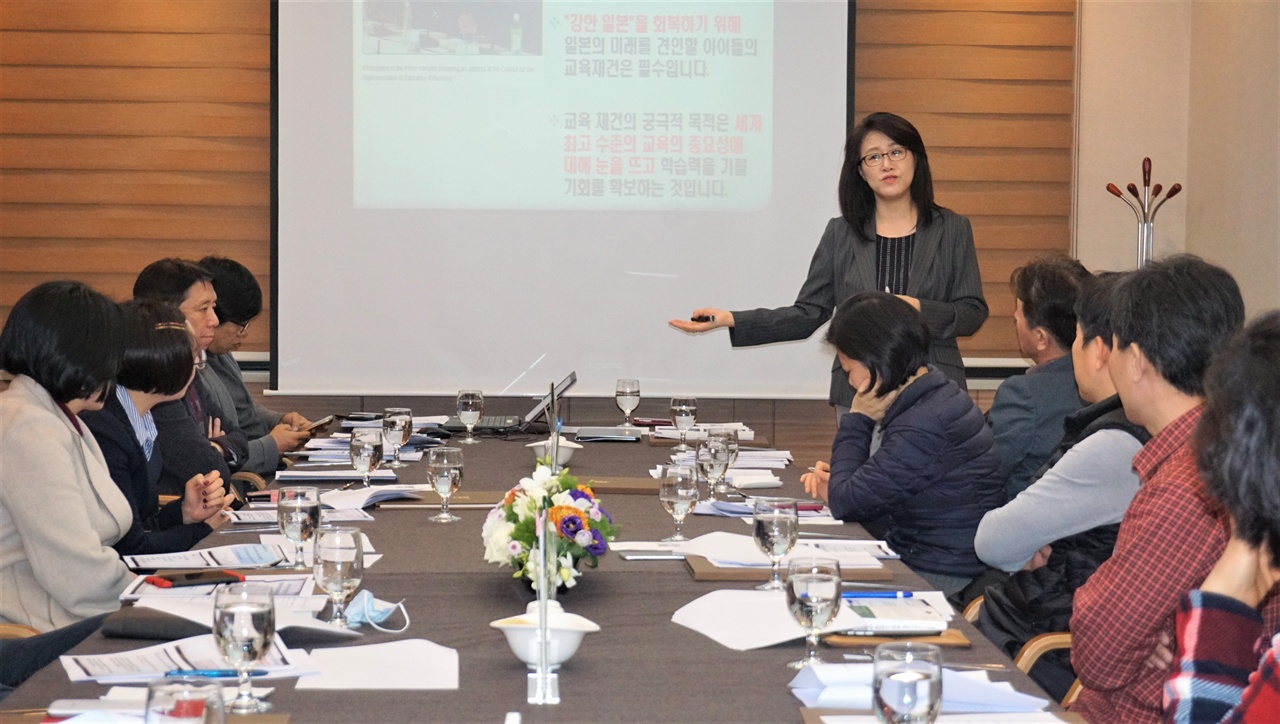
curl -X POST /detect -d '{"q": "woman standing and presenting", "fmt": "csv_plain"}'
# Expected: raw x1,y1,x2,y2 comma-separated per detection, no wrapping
670,112,988,408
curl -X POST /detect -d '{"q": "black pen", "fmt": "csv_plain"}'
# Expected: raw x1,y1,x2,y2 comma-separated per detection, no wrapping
691,315,716,323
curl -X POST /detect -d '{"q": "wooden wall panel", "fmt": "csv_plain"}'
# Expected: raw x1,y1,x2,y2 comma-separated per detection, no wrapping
1,1,1076,367
855,0,1076,360
0,0,271,351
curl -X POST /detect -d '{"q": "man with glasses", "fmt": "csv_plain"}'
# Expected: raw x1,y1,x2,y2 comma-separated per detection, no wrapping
199,257,312,475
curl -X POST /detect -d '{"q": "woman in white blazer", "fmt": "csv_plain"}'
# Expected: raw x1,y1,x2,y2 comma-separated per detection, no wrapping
0,281,136,633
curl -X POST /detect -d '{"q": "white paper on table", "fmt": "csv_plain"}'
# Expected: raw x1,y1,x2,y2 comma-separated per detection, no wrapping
296,639,459,690
305,437,353,449
342,415,449,429
121,544,286,571
671,589,864,651
60,633,311,683
224,509,374,524
821,714,1069,723
671,455,788,470
261,533,382,568
672,531,885,571
120,573,317,601
800,539,900,560
694,501,833,520
610,541,684,552
276,468,397,482
300,449,424,462
319,483,430,510
85,685,276,713
789,664,1048,713
134,598,359,640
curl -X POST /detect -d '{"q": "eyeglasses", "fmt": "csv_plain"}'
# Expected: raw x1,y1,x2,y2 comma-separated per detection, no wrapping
232,320,251,336
860,147,909,168
193,356,208,371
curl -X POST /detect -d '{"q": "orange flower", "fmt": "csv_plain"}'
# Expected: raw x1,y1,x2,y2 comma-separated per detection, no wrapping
502,487,520,506
575,484,596,499
547,505,590,535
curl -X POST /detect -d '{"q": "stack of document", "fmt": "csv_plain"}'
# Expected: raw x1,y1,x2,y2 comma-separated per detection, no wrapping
224,509,373,524
122,544,287,570
693,500,831,520
670,449,792,469
672,532,885,571
672,589,864,651
839,597,949,634
301,437,422,461
319,483,431,510
341,415,449,429
652,422,756,442
120,573,320,602
277,468,398,483
259,533,382,568
788,664,1049,714
60,633,315,684
648,467,783,488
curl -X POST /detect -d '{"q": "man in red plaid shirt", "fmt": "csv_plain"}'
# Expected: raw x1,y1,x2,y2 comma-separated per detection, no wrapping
1069,255,1276,723
1163,311,1280,723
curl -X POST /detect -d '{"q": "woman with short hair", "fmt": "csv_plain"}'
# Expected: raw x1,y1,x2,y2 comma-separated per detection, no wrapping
0,281,135,632
83,299,231,556
801,292,1004,595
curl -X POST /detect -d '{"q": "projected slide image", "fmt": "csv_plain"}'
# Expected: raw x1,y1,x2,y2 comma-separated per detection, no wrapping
354,0,773,211
362,1,544,56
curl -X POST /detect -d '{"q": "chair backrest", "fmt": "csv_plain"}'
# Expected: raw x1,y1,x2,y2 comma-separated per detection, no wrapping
0,622,40,639
1062,678,1083,707
962,595,984,623
1013,631,1073,674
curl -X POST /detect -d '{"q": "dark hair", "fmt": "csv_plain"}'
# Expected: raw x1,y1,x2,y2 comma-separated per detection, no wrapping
838,112,939,238
199,256,262,327
1074,271,1127,346
1110,254,1244,396
1011,255,1092,350
132,258,211,305
116,299,195,396
825,292,930,397
1196,311,1280,567
0,281,124,404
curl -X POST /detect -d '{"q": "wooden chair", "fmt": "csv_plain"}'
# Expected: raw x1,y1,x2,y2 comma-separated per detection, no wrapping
962,595,984,623
0,622,40,639
1062,678,1083,707
1014,632,1073,674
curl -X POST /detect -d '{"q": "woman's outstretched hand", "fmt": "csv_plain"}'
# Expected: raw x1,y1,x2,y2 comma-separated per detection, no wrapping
668,308,734,333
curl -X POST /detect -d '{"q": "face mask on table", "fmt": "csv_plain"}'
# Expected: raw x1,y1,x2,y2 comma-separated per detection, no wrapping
345,590,410,633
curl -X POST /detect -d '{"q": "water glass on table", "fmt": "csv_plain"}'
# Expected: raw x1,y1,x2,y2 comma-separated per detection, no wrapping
382,407,413,468
873,642,943,724
696,435,732,501
659,464,697,542
314,526,364,628
349,427,383,487
275,486,319,570
615,378,640,429
786,555,842,670
427,446,463,523
669,396,697,452
752,497,798,591
145,676,226,723
457,389,484,445
212,582,275,714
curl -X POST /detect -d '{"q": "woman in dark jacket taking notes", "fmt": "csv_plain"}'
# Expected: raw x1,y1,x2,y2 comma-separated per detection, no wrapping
670,112,988,408
801,293,1004,595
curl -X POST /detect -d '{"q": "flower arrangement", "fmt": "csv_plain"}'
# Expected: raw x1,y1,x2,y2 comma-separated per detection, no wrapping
482,463,620,590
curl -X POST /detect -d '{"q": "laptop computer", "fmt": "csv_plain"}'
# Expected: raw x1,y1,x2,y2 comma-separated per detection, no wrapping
440,371,577,433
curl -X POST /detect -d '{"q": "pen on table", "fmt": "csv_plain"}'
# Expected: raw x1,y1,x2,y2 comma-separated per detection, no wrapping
339,480,359,490
842,591,913,599
166,669,267,678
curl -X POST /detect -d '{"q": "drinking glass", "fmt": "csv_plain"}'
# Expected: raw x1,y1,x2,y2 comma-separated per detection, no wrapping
873,642,943,724
753,497,799,591
659,465,697,542
669,396,698,452
696,436,732,500
615,378,640,429
427,446,463,523
711,426,740,480
786,556,843,670
275,486,319,570
212,583,275,714
145,676,226,723
349,427,383,487
382,407,413,468
457,389,484,445
313,526,364,628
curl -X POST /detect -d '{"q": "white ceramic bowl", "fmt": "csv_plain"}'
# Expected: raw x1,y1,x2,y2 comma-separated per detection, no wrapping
490,601,600,669
525,436,581,467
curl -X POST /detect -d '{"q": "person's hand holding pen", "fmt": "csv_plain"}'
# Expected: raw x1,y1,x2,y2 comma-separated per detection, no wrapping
801,461,830,502
668,308,734,334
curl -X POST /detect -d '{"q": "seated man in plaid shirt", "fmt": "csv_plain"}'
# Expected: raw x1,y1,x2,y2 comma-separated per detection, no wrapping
1069,255,1277,723
1163,311,1280,723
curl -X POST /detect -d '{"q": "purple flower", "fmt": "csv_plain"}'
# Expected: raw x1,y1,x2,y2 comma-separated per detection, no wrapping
558,515,585,538
568,489,592,503
585,528,607,557
597,505,612,524
587,507,602,522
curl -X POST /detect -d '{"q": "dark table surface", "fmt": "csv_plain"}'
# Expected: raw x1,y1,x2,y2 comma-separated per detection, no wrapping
3,433,1055,722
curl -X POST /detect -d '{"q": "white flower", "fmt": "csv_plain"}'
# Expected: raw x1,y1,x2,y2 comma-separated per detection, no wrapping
587,506,602,522
574,529,594,547
482,520,516,565
512,492,540,521
572,496,592,512
550,490,574,508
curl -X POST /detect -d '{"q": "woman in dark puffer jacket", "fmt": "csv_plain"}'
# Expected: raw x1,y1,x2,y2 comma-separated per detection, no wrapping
802,292,1005,595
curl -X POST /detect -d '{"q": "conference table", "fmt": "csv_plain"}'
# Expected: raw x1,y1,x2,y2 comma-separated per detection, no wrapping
4,430,1060,722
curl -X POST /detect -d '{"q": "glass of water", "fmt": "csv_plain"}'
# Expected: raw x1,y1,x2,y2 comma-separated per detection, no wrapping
145,676,226,723
753,497,799,591
669,396,698,452
711,426,740,482
456,389,484,445
314,526,364,628
382,407,413,468
615,378,640,429
349,427,383,487
696,435,732,500
275,486,319,570
659,465,697,542
786,556,843,670
427,446,463,523
874,642,943,724
212,583,275,714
